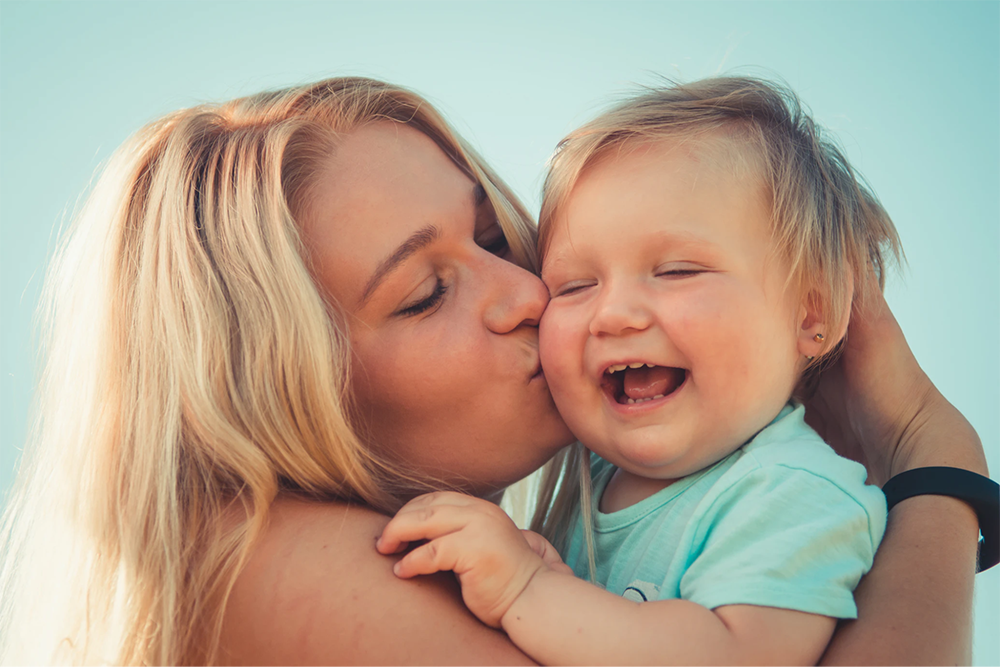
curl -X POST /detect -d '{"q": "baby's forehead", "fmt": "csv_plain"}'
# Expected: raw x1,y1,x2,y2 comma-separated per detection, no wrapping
539,128,775,266
610,129,765,180
540,145,783,272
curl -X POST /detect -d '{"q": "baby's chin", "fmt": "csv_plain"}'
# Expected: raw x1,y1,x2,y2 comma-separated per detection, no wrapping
590,420,744,479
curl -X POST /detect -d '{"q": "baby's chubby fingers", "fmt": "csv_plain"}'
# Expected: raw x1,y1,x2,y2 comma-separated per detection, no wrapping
376,492,494,555
521,529,574,575
391,534,462,579
376,508,453,555
395,490,484,509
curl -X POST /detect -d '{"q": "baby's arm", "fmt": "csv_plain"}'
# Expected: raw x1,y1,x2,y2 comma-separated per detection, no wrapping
377,492,834,666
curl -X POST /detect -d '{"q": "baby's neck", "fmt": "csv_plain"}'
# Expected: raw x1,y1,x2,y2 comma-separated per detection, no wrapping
599,468,678,513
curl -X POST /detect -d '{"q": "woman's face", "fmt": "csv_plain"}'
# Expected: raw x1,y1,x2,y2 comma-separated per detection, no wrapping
300,122,573,496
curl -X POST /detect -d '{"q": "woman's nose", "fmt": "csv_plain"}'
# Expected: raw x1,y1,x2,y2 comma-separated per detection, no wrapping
483,258,549,334
589,281,653,337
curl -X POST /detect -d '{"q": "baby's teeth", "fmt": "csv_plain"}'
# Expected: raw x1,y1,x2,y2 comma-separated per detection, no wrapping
628,362,644,369
606,364,627,374
624,394,667,406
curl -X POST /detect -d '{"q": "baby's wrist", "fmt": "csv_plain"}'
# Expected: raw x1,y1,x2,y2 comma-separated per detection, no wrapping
499,563,561,632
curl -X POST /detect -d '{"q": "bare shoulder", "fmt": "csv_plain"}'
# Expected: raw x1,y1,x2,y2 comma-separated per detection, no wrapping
219,495,533,665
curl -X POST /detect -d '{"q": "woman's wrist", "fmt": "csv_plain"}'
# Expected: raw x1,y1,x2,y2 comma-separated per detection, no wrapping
887,385,988,480
883,467,999,572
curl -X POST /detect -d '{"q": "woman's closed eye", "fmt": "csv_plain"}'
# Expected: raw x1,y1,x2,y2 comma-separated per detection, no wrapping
475,222,510,258
396,278,448,317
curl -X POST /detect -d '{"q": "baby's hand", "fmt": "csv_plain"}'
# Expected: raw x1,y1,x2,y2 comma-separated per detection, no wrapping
376,491,569,627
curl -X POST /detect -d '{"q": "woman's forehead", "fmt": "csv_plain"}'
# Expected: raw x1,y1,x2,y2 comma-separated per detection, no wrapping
299,122,476,307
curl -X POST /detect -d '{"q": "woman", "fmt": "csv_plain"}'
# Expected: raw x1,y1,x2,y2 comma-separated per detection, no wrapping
0,77,987,665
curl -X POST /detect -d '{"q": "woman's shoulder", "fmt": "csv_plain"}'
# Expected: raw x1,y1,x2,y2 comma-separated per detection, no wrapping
218,494,533,665
258,493,392,558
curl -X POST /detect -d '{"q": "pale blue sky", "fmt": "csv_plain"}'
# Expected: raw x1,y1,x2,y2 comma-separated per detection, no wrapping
1,1,997,662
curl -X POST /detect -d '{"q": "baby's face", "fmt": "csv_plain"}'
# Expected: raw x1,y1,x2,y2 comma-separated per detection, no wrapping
539,138,806,480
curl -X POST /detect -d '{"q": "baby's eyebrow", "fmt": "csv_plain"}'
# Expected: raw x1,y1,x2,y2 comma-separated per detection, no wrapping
539,250,573,280
650,230,715,249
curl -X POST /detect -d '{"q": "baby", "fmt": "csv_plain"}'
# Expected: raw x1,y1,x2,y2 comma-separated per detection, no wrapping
377,77,897,665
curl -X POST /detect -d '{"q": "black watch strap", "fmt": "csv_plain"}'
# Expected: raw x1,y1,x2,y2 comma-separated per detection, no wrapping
882,467,999,573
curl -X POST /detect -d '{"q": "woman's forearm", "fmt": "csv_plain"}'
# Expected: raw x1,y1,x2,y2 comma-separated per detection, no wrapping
821,494,980,665
804,287,990,665
823,388,987,666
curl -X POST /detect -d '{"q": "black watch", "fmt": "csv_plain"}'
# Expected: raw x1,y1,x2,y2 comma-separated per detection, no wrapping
882,467,999,573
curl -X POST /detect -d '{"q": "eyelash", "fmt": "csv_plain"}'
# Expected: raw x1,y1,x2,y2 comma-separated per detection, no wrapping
552,282,593,298
659,269,703,278
394,223,506,318
552,268,703,297
397,279,448,317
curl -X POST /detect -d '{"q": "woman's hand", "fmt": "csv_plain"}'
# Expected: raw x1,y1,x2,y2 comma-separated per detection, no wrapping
377,492,571,628
803,283,987,485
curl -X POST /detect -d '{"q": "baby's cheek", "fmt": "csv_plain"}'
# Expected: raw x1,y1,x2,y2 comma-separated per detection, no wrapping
539,308,591,427
538,307,573,372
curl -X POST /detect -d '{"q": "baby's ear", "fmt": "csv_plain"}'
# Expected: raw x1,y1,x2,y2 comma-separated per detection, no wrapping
796,278,851,360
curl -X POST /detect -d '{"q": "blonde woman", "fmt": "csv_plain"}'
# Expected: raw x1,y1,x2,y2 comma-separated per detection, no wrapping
0,77,987,665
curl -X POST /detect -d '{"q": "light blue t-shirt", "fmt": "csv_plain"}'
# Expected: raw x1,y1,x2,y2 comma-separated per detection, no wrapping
563,403,887,619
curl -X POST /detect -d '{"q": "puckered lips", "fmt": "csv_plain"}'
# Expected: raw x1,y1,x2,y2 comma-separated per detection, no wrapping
600,362,687,406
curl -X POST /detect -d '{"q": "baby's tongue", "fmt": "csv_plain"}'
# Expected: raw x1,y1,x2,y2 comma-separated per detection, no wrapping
623,366,684,400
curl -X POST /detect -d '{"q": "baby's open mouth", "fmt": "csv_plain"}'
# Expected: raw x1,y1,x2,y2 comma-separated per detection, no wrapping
601,363,687,405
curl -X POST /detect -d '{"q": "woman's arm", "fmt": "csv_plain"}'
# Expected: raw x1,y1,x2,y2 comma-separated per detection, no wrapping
804,286,988,665
824,495,979,664
218,496,536,665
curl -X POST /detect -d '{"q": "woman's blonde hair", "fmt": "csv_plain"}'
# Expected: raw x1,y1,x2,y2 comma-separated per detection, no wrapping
531,76,903,561
0,77,538,665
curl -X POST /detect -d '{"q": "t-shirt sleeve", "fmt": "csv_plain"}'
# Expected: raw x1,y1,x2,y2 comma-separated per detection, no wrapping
677,463,886,619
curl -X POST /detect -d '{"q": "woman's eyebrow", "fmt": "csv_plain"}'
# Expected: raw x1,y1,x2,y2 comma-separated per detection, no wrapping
359,225,441,307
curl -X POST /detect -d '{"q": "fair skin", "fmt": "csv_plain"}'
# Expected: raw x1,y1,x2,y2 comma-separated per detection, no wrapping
298,122,571,497
218,121,987,665
377,138,844,665
541,137,827,504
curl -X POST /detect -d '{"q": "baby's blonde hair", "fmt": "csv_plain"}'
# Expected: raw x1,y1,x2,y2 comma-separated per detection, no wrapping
0,77,537,665
531,76,903,558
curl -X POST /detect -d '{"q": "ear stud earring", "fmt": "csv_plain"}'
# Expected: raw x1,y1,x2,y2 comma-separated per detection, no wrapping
806,333,825,360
